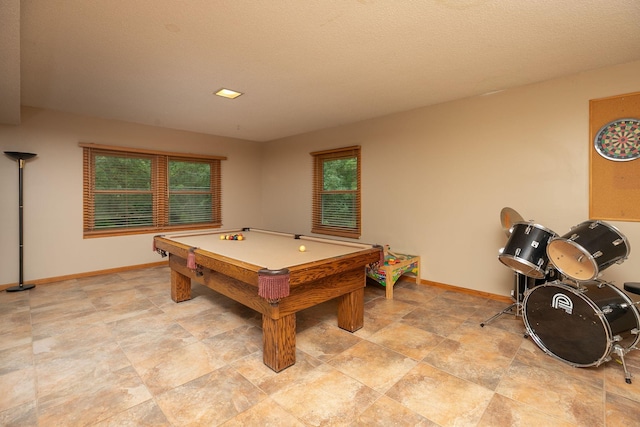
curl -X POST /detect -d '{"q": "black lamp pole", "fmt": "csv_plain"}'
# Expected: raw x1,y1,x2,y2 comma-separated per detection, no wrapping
4,151,37,292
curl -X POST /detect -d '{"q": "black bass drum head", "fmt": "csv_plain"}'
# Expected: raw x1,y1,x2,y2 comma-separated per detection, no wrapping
522,281,637,367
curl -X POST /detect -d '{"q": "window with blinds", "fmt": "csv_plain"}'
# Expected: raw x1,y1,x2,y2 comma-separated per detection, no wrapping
81,143,225,237
311,146,361,238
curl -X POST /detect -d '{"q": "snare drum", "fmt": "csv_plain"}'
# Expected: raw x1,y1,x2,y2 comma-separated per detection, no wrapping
546,220,630,281
499,222,557,279
523,281,640,367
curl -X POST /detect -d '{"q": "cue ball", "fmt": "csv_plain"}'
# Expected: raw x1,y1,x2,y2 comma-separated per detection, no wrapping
299,245,306,252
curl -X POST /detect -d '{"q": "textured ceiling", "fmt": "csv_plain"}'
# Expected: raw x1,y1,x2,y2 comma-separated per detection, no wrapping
2,0,640,141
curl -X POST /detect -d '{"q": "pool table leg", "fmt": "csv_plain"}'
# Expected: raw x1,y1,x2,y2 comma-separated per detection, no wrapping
337,287,364,332
171,268,192,302
262,313,296,372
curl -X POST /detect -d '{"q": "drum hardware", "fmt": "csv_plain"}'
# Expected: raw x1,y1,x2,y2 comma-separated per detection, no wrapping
480,272,526,327
613,344,637,384
480,270,553,328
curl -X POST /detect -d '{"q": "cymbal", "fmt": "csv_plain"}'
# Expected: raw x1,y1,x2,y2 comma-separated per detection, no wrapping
500,207,524,237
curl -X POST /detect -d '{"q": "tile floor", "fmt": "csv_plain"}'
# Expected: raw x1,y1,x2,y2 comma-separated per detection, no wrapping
1,265,640,426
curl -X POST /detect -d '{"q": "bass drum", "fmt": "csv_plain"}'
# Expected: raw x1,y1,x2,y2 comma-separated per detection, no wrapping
523,281,640,367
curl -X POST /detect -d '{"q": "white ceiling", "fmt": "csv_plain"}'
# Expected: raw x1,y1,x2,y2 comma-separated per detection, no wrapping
2,0,640,142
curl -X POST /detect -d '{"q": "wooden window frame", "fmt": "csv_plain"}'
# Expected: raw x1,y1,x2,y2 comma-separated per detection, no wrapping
81,143,226,238
311,145,361,238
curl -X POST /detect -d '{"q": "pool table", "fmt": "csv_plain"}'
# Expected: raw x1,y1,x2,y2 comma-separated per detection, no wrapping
153,228,382,372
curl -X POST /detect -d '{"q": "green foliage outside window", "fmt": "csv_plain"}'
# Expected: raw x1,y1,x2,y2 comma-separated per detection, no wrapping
321,157,357,228
95,156,151,190
89,152,219,232
94,155,153,229
169,160,212,225
323,158,357,191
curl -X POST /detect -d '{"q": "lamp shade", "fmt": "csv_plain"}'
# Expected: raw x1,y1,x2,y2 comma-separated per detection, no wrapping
5,151,37,161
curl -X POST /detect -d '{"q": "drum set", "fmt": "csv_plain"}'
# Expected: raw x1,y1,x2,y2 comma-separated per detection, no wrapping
481,207,640,384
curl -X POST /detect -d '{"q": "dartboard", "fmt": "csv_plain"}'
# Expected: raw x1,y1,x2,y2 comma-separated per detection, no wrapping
594,118,640,161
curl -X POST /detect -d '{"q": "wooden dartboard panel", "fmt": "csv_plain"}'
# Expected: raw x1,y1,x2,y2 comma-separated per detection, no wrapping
589,91,640,221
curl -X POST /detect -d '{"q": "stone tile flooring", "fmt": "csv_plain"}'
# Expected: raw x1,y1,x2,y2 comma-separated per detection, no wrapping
1,266,639,426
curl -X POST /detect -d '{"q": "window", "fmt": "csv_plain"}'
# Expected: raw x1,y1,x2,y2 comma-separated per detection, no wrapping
81,143,225,237
311,146,361,238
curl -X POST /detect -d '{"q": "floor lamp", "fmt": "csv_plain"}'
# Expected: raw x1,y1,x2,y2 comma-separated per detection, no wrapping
4,151,37,292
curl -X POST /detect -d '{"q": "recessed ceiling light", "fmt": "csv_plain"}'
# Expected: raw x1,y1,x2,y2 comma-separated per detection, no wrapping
215,88,243,99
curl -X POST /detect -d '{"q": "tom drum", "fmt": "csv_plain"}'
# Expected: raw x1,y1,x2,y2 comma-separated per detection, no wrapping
546,220,630,281
499,222,557,279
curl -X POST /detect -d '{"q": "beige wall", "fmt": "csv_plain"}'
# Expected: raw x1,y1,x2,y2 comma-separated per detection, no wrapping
261,60,640,296
2,61,639,298
0,108,264,284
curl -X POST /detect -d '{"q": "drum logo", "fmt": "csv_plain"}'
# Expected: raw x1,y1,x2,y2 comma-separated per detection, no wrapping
552,293,573,314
